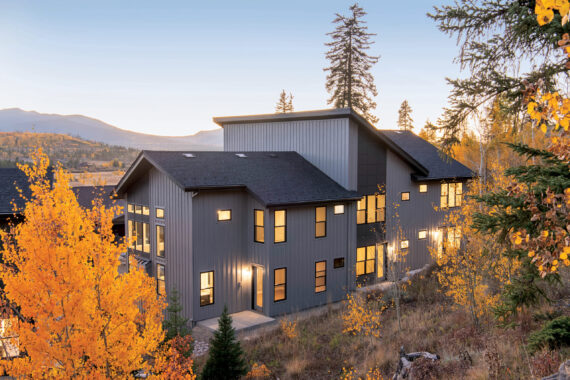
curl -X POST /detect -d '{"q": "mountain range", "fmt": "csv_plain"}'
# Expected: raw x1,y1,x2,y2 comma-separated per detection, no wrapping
0,108,223,150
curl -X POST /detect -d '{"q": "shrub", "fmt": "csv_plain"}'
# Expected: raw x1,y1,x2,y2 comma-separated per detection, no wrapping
527,316,570,354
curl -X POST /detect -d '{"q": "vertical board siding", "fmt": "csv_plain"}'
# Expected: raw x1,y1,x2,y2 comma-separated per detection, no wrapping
223,119,356,190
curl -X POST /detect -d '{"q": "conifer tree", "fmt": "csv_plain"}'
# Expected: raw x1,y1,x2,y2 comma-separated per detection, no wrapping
419,120,439,146
397,100,414,131
201,306,247,380
324,3,379,124
162,287,191,343
275,90,294,113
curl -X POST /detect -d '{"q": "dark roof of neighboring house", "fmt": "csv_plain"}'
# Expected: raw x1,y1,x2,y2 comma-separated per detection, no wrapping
116,151,360,207
72,185,124,223
0,168,31,216
379,130,475,180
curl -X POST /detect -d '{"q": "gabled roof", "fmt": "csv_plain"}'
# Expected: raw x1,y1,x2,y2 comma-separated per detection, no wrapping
378,130,474,180
72,185,124,223
116,151,360,207
0,168,31,216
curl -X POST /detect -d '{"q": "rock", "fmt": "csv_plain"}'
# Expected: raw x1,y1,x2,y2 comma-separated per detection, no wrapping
392,346,440,380
542,360,570,380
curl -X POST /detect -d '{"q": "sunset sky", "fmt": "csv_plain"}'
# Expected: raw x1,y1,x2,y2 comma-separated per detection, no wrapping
0,0,462,136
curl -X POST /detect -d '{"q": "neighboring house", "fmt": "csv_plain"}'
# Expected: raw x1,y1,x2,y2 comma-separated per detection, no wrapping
116,108,473,324
0,168,33,229
72,185,125,238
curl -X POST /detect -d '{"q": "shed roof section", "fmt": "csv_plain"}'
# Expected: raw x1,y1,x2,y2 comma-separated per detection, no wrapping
0,168,30,215
379,130,474,180
116,151,360,207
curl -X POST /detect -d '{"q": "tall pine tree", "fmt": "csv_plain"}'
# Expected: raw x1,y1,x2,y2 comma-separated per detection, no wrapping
324,3,379,124
275,90,294,113
201,306,247,380
397,100,414,131
162,287,191,343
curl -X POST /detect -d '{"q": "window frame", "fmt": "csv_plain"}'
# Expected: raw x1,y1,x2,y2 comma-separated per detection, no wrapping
156,225,165,258
333,257,345,268
200,270,215,307
419,184,428,193
441,182,463,208
217,209,232,221
356,246,375,276
315,261,326,293
254,209,265,243
274,210,287,243
273,267,287,302
157,263,166,296
401,192,410,201
315,206,327,238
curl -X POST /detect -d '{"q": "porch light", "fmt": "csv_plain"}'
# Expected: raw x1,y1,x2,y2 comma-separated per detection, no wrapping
242,266,252,280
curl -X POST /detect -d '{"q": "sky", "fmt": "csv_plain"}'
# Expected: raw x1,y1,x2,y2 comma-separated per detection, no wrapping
0,0,463,136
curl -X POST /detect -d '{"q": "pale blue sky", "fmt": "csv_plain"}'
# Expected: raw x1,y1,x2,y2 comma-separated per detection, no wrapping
0,1,461,136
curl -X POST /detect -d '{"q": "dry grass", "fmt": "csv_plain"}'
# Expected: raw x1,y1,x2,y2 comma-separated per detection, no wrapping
194,267,570,379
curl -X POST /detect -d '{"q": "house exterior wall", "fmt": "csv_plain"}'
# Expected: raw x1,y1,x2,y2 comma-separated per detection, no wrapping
223,118,357,191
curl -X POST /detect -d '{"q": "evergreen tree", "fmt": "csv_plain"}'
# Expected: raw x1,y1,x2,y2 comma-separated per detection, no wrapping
201,306,247,380
428,1,568,154
397,100,414,131
324,3,379,124
275,90,294,113
162,287,191,343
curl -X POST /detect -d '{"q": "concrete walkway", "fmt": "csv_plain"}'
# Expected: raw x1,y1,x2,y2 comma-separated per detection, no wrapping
197,310,275,333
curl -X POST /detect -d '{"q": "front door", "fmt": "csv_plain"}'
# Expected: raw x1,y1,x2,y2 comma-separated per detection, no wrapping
252,266,263,311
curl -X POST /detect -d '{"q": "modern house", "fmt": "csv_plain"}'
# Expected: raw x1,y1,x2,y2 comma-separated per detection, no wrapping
116,108,473,323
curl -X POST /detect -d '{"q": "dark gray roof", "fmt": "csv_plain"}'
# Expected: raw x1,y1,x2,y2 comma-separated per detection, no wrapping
118,151,359,206
379,130,474,180
0,168,30,215
72,185,124,222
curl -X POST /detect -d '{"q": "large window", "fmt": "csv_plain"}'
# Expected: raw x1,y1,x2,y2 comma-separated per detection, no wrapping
274,268,286,301
315,207,326,238
157,264,165,296
274,210,286,243
217,210,231,221
156,225,165,258
128,220,134,249
356,246,376,276
357,194,386,225
200,271,214,306
437,226,462,257
441,182,463,208
315,261,326,293
143,223,150,253
135,222,143,251
254,209,264,243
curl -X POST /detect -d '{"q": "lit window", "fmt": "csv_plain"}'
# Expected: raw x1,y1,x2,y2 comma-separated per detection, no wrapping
357,196,366,224
127,204,134,213
315,206,326,238
376,194,386,222
200,271,214,306
142,206,150,216
156,208,164,219
127,220,134,249
400,240,409,250
217,210,231,221
401,192,410,201
334,204,345,214
441,182,463,208
157,264,166,296
274,210,286,243
135,222,142,251
156,225,165,258
448,226,462,250
274,268,286,301
143,222,150,253
254,209,264,243
334,257,345,268
135,205,142,215
419,184,428,193
418,230,427,240
315,261,326,293
377,244,385,278
356,246,375,276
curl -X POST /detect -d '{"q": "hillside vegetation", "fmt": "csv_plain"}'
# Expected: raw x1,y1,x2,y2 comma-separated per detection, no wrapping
0,132,139,172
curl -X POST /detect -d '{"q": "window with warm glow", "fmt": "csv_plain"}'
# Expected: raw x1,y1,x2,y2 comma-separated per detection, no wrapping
135,222,142,251
357,196,366,224
377,244,385,278
127,220,134,249
142,206,150,216
254,209,264,243
200,271,214,306
274,210,286,243
156,208,164,219
419,184,428,193
127,204,134,213
401,192,410,201
157,264,166,296
156,225,165,258
376,194,386,222
315,206,326,238
441,182,463,208
217,210,231,221
358,194,385,224
334,204,345,214
418,230,427,240
135,205,142,214
400,240,409,250
315,261,326,293
274,268,286,301
356,246,375,276
143,222,150,253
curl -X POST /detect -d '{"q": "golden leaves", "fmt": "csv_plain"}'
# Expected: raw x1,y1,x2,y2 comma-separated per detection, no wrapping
342,293,383,338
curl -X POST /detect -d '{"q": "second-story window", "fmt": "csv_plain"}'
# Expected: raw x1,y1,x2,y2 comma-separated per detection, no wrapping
334,204,345,214
127,204,134,213
157,264,165,296
217,210,231,221
274,210,286,243
315,207,326,238
419,184,428,193
135,222,143,251
128,220,134,249
254,210,264,243
401,192,410,201
156,225,165,258
358,194,385,224
156,207,164,219
143,223,150,253
357,197,366,224
441,182,463,208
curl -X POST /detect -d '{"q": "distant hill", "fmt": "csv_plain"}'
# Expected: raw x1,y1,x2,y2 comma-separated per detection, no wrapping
0,108,223,150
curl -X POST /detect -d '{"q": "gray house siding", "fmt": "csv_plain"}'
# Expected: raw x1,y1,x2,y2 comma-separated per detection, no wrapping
223,119,357,191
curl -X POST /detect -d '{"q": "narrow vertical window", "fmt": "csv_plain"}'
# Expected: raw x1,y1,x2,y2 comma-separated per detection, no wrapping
441,184,448,208
135,221,142,251
456,183,463,206
274,268,286,301
315,261,326,293
448,183,456,208
401,192,410,201
156,207,164,219
217,210,231,221
356,247,365,276
419,184,428,193
156,225,165,258
200,271,214,306
254,209,264,243
274,210,286,243
127,220,134,249
366,195,376,223
157,264,165,296
143,223,150,253
357,196,366,224
334,204,345,214
376,194,386,222
377,244,385,278
315,206,326,238
366,246,375,274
